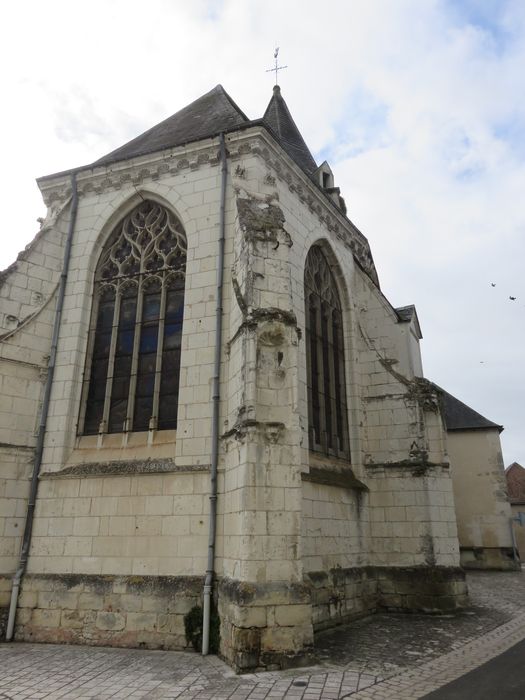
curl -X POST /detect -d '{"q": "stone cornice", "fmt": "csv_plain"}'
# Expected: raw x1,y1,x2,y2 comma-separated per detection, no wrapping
37,126,378,285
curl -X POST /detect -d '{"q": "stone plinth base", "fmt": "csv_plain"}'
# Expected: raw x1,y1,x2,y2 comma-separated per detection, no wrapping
10,574,202,649
377,566,468,612
218,577,314,672
460,546,521,571
3,567,468,668
305,565,468,631
306,567,378,631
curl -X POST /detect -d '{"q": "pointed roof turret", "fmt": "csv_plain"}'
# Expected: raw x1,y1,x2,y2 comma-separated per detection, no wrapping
93,85,249,167
262,85,317,175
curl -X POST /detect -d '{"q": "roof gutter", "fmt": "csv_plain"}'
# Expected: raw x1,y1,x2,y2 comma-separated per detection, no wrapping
5,172,79,641
202,133,227,655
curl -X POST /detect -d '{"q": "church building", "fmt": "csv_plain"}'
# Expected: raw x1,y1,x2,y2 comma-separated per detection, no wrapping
0,84,516,670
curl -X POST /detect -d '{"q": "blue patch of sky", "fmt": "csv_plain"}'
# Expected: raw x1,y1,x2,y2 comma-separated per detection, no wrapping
443,0,514,54
316,87,390,165
493,118,525,158
205,0,223,22
441,127,485,182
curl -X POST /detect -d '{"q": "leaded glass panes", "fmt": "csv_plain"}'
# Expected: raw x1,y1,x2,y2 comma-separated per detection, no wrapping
81,200,187,435
304,246,350,459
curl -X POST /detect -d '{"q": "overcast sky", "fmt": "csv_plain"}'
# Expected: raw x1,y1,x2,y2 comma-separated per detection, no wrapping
1,0,523,465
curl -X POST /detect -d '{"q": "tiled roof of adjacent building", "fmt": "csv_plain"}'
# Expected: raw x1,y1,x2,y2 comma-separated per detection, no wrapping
439,389,503,432
92,85,249,167
506,462,525,504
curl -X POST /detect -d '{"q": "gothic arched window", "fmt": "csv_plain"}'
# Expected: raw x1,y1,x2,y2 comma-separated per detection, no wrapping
304,245,350,459
80,200,186,435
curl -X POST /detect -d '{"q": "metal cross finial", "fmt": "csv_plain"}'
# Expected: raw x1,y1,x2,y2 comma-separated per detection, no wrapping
266,47,287,85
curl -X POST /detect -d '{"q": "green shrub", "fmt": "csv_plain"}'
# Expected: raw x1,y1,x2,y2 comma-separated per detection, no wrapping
184,603,220,653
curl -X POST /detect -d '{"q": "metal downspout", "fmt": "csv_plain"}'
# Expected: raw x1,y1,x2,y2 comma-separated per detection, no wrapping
6,172,79,641
202,133,227,655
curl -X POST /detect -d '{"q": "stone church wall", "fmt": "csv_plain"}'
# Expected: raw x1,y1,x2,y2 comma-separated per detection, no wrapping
0,127,467,668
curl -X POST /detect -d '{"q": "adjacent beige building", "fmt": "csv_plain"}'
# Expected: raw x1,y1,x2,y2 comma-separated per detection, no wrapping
0,84,512,670
506,462,525,558
440,391,518,570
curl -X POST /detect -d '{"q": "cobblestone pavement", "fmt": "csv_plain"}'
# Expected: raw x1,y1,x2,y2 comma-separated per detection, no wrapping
1,570,524,700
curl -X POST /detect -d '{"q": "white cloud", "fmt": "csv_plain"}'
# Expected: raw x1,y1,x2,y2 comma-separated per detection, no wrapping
1,0,523,462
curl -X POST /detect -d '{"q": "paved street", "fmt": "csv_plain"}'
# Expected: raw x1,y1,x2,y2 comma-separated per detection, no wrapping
1,570,525,699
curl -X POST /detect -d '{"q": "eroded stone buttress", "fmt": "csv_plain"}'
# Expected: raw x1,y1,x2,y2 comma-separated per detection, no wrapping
219,193,313,671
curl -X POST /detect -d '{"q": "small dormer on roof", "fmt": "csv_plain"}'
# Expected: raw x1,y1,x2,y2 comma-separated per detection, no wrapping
395,304,423,339
313,161,347,215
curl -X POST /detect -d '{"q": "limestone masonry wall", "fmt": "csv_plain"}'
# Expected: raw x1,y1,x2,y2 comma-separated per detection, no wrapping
0,127,467,669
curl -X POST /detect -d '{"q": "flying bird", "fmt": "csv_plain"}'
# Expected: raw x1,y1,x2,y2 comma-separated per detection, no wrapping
491,283,496,287
509,296,517,301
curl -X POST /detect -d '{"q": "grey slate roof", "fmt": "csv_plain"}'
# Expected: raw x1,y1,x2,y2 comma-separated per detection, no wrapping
262,85,318,174
93,85,249,167
439,389,503,432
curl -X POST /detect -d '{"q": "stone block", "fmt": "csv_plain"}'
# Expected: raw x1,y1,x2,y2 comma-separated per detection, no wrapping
18,591,38,608
274,604,311,627
95,611,126,631
126,612,157,631
78,593,104,610
260,626,296,652
61,609,85,629
32,608,61,628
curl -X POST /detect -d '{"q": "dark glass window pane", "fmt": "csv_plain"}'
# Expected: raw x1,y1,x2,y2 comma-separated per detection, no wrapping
84,399,104,435
97,299,115,330
90,359,109,395
139,326,158,353
161,349,181,393
164,323,182,350
108,398,127,433
158,393,178,429
117,329,135,355
93,331,112,358
113,355,132,379
165,290,184,322
120,296,137,327
111,376,130,400
143,293,161,321
136,373,155,397
138,353,157,375
134,396,153,431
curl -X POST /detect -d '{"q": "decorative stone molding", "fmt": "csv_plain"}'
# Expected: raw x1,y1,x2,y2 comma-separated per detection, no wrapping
41,459,209,479
37,128,378,287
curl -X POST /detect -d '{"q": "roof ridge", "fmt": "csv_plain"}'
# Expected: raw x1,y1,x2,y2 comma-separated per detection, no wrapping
91,84,249,168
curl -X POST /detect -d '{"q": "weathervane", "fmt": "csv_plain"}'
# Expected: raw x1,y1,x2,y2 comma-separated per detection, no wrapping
266,47,287,85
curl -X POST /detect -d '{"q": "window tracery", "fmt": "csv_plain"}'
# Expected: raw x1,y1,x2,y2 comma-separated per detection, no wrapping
304,245,350,458
81,200,186,435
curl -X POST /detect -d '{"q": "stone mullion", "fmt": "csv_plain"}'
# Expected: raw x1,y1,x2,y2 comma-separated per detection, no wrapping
100,286,121,434
123,280,144,433
150,278,167,430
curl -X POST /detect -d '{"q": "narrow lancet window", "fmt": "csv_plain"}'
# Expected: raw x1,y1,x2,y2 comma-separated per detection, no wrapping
304,245,350,458
81,200,187,435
